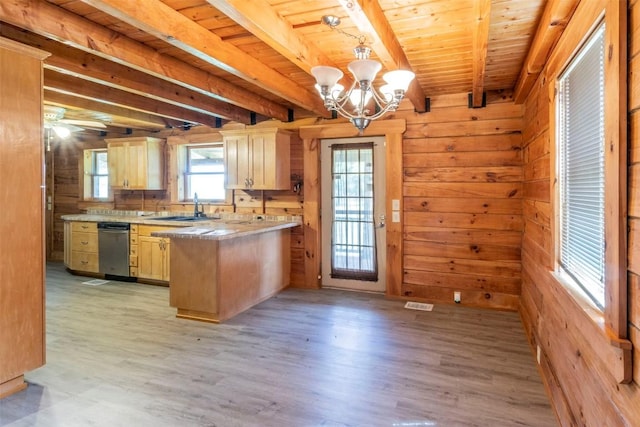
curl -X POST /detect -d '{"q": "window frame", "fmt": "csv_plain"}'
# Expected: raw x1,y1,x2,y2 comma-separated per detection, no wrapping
183,143,226,202
168,133,231,206
82,148,111,201
556,21,606,310
549,1,627,340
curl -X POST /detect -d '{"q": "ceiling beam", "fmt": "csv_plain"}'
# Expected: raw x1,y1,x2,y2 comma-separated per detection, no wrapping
471,0,491,108
44,70,222,128
44,90,183,130
209,0,344,75
0,25,252,124
338,0,427,113
513,0,579,104
0,0,290,121
80,0,328,116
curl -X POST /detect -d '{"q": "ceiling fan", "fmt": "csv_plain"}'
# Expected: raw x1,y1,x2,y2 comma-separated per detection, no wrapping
44,105,107,138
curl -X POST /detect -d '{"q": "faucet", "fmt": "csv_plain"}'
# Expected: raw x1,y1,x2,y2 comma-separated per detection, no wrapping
193,192,204,217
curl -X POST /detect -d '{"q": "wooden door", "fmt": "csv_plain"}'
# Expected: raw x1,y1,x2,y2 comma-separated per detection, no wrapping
125,139,147,189
250,132,268,189
107,143,128,188
138,236,164,280
224,134,250,189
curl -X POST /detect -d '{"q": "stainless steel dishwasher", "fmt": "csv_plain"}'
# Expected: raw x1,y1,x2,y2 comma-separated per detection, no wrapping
97,222,130,278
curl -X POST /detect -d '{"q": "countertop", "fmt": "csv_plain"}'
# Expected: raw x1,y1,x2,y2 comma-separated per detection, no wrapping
61,213,301,241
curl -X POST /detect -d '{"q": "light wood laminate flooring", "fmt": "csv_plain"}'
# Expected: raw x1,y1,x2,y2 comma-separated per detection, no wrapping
0,263,556,426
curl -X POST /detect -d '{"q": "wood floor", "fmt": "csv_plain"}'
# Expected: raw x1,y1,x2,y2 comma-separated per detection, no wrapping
0,263,556,426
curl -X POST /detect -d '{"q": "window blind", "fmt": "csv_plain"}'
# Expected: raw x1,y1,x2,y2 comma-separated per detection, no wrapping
557,23,605,308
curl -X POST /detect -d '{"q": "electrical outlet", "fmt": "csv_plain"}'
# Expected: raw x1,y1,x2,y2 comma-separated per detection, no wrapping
537,345,541,364
454,291,461,303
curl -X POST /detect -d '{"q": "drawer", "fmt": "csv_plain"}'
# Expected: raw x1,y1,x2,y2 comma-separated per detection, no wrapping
130,224,138,234
70,251,99,273
71,232,98,252
129,267,138,277
130,245,138,257
71,222,97,233
130,234,139,245
129,255,138,267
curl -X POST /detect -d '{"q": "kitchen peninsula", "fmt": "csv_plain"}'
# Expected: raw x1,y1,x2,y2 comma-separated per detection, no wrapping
153,219,299,323
62,212,300,322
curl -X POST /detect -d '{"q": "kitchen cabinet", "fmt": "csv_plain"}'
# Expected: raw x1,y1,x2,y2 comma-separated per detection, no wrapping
106,137,165,190
65,221,99,273
0,37,47,398
221,128,291,190
137,225,175,282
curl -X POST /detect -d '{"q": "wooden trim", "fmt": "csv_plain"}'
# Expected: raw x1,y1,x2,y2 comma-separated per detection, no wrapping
0,36,49,60
301,119,406,295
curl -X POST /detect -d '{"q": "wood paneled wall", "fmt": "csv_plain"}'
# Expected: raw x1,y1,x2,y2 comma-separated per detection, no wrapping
519,0,639,425
399,94,524,310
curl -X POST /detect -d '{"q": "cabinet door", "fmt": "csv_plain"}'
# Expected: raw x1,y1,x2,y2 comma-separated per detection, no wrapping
125,140,147,189
249,132,275,189
138,236,164,280
224,134,251,189
108,143,128,188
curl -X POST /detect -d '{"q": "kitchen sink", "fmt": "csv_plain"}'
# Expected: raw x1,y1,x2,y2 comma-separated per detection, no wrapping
149,216,210,222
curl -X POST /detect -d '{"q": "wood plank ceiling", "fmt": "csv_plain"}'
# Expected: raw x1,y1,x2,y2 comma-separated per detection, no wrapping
0,0,575,134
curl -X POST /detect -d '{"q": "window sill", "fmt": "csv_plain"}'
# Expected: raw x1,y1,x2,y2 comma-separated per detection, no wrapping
551,270,633,384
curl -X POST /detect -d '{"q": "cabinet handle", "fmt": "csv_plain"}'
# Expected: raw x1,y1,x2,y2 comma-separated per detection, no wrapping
81,241,89,245
249,178,254,188
81,261,88,265
81,225,89,229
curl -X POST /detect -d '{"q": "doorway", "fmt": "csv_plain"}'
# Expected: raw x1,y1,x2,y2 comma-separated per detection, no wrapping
321,136,386,292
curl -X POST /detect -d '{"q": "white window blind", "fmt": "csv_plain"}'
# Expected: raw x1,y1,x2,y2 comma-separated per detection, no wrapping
557,23,605,309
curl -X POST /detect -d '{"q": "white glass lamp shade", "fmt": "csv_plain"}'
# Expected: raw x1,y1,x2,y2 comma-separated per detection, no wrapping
383,69,415,91
311,66,344,88
348,88,373,108
348,59,382,83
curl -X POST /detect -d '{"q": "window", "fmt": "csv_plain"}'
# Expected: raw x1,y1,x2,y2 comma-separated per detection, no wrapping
557,22,605,309
83,149,109,200
184,143,225,201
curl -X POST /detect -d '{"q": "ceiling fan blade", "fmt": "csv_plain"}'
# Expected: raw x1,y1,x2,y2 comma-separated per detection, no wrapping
59,119,107,128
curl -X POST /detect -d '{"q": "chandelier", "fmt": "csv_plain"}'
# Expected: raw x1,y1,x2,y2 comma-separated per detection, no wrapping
311,15,415,132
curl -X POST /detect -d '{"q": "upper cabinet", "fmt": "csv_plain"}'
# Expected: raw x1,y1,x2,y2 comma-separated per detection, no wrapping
106,137,165,190
221,128,291,190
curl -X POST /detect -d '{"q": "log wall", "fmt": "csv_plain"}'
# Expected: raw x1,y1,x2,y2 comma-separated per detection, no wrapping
399,94,524,310
519,0,639,425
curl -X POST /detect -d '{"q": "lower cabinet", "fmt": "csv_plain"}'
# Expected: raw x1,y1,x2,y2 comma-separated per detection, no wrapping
65,221,99,273
137,225,174,282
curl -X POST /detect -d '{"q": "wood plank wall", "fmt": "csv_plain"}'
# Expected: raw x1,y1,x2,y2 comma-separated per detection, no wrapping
398,93,524,310
519,0,640,424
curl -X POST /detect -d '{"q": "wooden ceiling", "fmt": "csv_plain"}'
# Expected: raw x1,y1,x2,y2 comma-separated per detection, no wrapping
0,0,577,134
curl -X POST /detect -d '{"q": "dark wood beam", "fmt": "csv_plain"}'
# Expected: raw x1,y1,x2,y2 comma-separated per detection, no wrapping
80,0,328,115
472,0,491,108
0,0,290,121
513,0,579,104
0,24,252,124
44,90,182,130
44,70,221,128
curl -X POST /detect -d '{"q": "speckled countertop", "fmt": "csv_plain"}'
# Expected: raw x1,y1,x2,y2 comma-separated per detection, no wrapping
61,211,301,241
